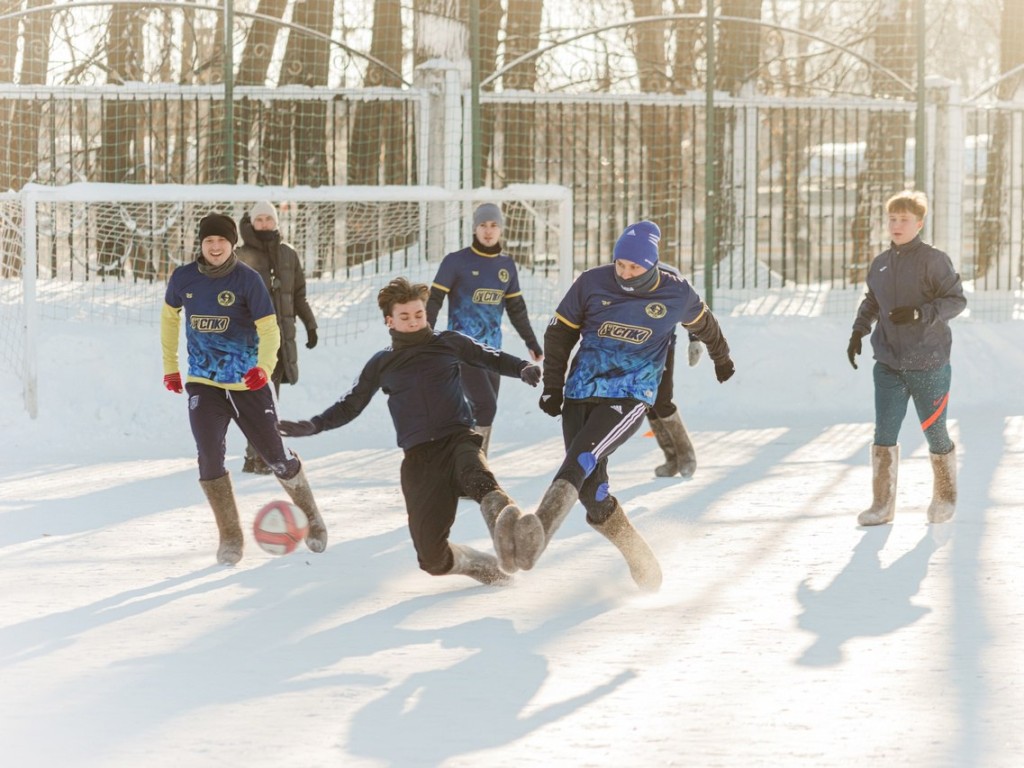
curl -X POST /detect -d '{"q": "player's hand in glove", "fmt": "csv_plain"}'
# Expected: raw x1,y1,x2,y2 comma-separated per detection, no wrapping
715,358,735,383
520,363,542,386
847,333,862,369
687,339,703,367
243,366,269,390
163,372,183,393
306,328,318,349
278,419,321,437
888,306,920,325
539,387,563,417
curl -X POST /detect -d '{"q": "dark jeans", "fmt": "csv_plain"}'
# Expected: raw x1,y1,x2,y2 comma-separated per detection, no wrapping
185,382,299,481
556,398,648,522
873,362,954,454
400,430,499,575
459,362,501,428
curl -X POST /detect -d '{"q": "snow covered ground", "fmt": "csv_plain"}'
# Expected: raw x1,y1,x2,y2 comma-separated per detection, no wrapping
1,308,1022,767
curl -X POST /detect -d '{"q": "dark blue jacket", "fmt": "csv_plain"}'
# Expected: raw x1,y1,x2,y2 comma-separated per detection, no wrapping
853,236,966,371
311,331,527,450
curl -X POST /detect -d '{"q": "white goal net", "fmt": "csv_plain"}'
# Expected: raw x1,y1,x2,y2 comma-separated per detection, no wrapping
4,183,573,416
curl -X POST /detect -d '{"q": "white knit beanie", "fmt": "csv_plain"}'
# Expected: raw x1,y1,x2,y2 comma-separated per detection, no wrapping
249,201,279,228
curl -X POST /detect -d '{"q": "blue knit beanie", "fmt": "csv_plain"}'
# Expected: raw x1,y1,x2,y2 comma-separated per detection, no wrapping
613,220,660,269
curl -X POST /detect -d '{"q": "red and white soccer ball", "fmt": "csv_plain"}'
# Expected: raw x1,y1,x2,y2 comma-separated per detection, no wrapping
253,500,309,555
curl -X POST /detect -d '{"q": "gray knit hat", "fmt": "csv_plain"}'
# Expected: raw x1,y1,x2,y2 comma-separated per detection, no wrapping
249,200,279,228
473,203,503,229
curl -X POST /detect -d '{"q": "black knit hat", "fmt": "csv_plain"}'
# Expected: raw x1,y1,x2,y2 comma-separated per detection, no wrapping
198,212,238,246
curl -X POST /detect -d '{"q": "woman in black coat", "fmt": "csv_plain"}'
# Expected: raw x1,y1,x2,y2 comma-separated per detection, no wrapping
236,201,319,474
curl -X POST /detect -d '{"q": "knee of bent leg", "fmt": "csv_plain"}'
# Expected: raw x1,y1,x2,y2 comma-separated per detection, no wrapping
419,545,453,576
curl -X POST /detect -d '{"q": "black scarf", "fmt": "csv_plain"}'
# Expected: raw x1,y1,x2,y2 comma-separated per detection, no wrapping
389,326,434,349
471,236,502,256
615,265,659,294
197,252,239,278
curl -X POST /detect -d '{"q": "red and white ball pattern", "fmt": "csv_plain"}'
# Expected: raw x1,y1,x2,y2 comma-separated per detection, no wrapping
253,500,309,555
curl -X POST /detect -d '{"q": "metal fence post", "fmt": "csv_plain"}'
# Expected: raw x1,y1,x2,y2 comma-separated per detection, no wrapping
704,0,716,309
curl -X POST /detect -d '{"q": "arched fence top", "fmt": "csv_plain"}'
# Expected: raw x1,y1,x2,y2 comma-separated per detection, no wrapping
484,13,916,98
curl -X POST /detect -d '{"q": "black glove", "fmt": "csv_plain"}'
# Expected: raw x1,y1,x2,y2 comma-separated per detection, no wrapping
847,333,862,369
278,419,320,437
305,328,319,349
520,363,542,387
888,306,920,325
539,387,563,417
714,358,735,383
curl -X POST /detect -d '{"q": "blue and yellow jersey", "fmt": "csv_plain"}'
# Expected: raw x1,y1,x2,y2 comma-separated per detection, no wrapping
555,264,705,404
161,261,279,390
431,246,524,349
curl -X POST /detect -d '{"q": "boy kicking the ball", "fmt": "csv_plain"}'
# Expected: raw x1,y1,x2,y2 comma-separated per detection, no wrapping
161,212,328,565
278,277,542,586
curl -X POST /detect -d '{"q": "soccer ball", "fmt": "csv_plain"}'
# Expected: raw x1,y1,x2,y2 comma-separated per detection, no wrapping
253,500,309,555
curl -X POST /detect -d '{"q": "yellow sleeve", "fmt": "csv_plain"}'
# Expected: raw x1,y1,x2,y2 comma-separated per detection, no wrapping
161,303,182,375
254,314,281,376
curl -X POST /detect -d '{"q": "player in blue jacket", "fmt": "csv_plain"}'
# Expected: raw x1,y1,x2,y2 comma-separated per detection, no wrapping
161,212,328,565
847,190,966,526
507,221,735,590
427,203,543,456
278,277,542,586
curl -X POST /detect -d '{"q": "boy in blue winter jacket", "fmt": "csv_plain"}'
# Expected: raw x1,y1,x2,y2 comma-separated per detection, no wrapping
847,190,966,526
278,277,542,586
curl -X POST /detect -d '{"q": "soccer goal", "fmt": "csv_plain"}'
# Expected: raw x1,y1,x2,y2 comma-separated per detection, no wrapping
6,182,573,417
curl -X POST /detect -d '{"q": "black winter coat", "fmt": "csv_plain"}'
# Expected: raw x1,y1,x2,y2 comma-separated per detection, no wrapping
236,215,317,384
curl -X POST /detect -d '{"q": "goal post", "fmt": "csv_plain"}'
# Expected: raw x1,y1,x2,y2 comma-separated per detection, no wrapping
11,182,573,417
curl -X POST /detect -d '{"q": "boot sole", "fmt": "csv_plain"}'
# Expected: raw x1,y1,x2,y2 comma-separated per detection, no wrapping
493,505,521,573
513,513,545,570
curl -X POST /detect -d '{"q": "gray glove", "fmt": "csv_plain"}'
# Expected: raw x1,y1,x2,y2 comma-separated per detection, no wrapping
687,339,703,367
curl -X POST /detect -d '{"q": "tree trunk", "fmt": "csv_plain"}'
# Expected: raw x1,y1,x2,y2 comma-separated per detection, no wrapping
976,0,1024,281
98,3,144,276
850,0,914,280
235,0,287,182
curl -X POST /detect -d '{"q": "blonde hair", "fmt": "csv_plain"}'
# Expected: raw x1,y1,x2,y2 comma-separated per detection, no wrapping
377,277,429,319
886,190,928,219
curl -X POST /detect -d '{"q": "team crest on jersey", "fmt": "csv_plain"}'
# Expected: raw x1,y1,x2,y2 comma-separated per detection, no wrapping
597,321,651,344
498,268,510,283
217,290,236,307
191,315,230,333
645,302,667,319
472,287,504,305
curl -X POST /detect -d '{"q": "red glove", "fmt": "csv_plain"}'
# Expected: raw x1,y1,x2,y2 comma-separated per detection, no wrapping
243,366,269,390
163,372,183,393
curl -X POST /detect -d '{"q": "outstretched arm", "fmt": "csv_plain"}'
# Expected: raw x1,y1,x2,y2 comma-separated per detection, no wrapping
505,294,543,360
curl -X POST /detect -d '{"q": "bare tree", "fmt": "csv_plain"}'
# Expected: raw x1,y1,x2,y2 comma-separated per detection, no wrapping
97,2,144,275
976,0,1024,282
850,0,915,276
235,0,287,181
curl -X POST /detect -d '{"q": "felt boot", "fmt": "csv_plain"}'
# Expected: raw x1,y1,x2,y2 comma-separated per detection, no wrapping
448,543,513,586
480,489,521,573
927,445,957,523
199,473,244,565
857,444,899,526
588,501,662,592
513,479,577,571
649,411,696,478
278,462,328,552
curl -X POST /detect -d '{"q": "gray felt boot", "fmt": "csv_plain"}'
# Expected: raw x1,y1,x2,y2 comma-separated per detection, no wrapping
589,501,663,592
480,489,521,574
199,473,244,565
513,479,578,571
857,444,899,526
649,411,697,478
927,446,957,524
278,462,328,552
448,543,513,586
